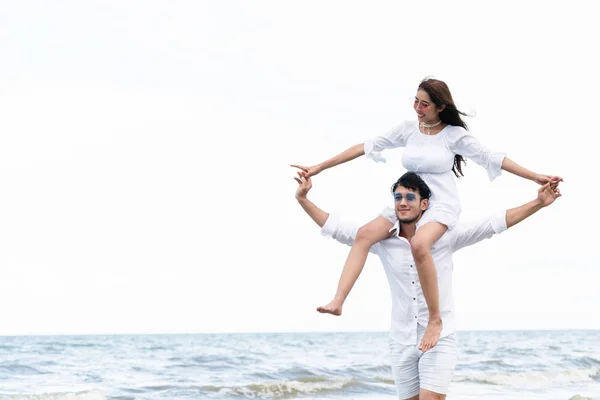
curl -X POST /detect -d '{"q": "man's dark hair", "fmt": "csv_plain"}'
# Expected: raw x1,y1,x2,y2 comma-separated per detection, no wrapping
390,172,431,199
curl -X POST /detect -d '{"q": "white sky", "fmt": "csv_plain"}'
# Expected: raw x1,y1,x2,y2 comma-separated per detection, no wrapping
0,1,598,336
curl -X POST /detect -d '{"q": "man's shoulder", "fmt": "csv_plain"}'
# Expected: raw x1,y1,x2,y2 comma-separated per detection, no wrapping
435,221,477,249
432,229,455,250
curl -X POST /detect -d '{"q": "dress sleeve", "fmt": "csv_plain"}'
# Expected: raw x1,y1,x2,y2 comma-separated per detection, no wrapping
446,127,506,181
364,121,412,163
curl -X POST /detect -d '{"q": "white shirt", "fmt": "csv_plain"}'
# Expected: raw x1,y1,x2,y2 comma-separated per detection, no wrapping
364,121,506,229
320,211,508,345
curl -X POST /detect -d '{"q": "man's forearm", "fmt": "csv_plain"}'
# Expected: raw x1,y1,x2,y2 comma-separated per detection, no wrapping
505,199,544,228
297,197,329,228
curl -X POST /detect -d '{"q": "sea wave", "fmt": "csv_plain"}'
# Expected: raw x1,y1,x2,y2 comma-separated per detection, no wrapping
568,356,600,368
202,376,360,398
0,391,105,400
455,367,600,387
0,364,49,376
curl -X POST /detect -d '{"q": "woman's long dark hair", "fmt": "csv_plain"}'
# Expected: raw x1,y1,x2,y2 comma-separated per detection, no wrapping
418,77,468,177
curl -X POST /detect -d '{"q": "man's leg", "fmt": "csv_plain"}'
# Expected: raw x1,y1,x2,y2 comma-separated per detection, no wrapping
417,327,457,399
389,338,420,400
418,388,446,400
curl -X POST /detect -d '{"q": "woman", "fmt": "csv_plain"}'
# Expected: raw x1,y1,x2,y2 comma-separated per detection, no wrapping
292,77,562,352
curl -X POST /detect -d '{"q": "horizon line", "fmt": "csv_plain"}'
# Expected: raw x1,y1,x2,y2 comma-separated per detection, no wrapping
2,327,599,338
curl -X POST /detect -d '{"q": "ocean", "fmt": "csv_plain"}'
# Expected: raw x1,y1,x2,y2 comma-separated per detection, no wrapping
0,330,599,399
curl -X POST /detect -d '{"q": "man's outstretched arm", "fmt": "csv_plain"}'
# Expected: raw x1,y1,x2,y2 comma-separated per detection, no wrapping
295,175,328,228
505,182,561,228
452,182,562,251
294,174,365,249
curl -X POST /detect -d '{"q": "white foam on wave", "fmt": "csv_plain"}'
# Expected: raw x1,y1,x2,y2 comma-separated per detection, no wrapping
0,391,106,400
455,367,600,388
215,377,357,398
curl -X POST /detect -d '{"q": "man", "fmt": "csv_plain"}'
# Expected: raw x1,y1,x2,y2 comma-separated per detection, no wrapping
294,171,560,400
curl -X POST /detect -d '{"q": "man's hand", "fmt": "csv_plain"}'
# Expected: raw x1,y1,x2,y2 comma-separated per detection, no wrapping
293,173,328,227
294,173,313,201
505,182,562,228
537,182,562,207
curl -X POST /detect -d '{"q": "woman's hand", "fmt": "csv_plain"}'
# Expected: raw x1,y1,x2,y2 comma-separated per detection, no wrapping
534,174,563,186
290,164,323,178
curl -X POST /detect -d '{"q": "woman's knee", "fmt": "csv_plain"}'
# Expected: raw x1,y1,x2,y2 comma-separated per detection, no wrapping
410,235,431,258
356,222,388,244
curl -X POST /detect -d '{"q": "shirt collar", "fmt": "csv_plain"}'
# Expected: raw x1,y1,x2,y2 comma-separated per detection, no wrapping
389,220,401,237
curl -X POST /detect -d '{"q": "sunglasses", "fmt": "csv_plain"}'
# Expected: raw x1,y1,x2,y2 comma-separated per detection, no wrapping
413,97,432,110
393,193,418,203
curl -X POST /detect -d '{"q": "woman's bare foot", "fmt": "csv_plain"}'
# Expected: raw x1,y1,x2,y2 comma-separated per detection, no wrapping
419,317,442,352
316,298,343,316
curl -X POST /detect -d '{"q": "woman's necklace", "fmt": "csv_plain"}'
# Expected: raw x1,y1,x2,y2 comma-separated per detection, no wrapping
420,120,442,135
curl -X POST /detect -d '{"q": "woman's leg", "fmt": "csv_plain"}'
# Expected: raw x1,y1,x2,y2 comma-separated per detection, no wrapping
410,222,448,352
317,216,394,315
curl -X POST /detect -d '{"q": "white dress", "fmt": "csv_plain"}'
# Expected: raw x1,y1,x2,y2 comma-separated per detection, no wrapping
364,121,506,230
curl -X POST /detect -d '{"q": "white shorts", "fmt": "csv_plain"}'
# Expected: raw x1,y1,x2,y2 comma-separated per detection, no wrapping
388,324,458,399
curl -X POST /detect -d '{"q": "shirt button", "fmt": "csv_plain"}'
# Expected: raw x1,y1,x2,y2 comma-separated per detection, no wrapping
412,281,415,284
413,298,416,300
414,316,417,319
410,265,413,268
